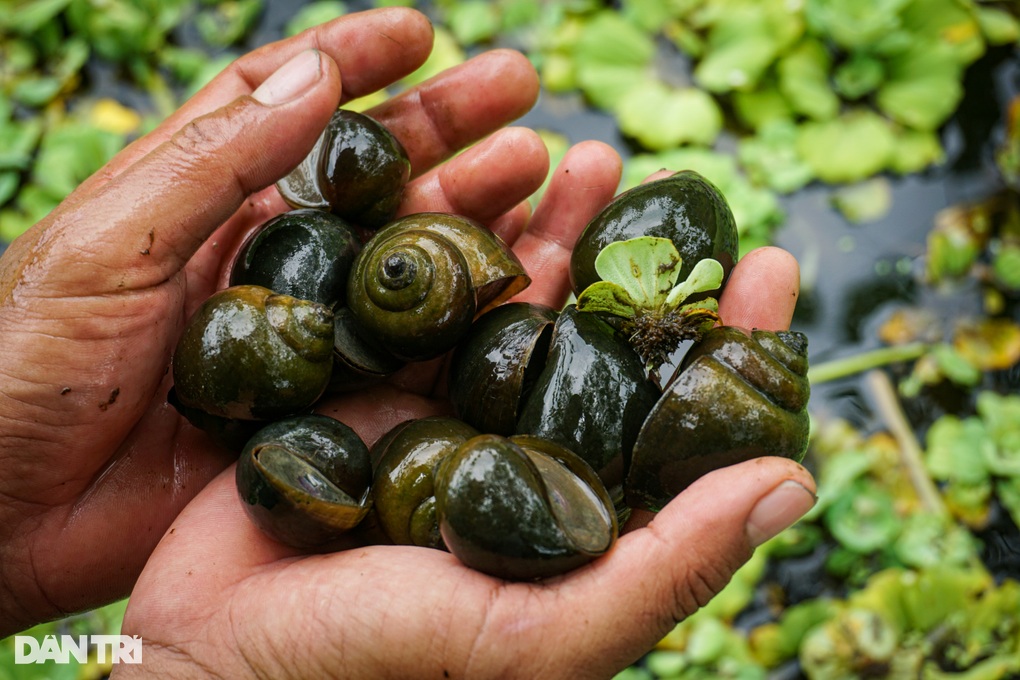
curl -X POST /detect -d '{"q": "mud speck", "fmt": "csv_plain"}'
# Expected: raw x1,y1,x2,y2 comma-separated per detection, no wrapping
99,387,121,411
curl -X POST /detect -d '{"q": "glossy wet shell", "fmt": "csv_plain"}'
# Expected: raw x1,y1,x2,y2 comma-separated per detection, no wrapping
448,302,559,435
236,414,373,548
570,170,739,298
228,209,360,309
515,305,661,506
626,327,811,511
347,213,529,362
370,417,481,548
277,109,410,229
171,285,334,420
435,434,618,581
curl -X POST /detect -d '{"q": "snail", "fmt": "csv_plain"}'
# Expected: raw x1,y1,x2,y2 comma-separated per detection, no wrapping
370,416,481,549
235,414,373,548
347,212,530,362
435,433,618,581
276,109,410,229
625,326,812,511
570,170,739,301
171,285,334,421
228,208,361,309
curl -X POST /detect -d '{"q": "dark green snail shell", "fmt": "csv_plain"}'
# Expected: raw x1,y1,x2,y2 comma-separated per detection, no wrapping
236,414,373,548
448,302,559,436
515,305,661,508
625,327,811,512
277,109,410,230
435,433,618,581
171,285,334,421
569,170,739,299
346,213,529,362
228,209,360,309
370,417,481,549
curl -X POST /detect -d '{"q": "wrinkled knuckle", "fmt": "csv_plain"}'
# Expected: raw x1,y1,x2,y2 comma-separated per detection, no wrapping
670,559,740,624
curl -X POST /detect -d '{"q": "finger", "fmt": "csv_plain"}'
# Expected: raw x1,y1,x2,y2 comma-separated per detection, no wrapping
73,8,434,196
510,141,623,309
397,126,548,224
718,246,801,331
370,49,540,176
30,50,343,295
490,458,816,677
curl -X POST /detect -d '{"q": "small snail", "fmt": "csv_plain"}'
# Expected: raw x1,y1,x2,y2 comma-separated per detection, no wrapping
236,414,373,548
435,433,618,581
277,109,410,229
626,326,811,511
370,416,481,549
347,213,529,362
171,285,334,421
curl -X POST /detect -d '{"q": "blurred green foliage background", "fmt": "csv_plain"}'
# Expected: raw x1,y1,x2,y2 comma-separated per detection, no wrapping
2,0,1020,678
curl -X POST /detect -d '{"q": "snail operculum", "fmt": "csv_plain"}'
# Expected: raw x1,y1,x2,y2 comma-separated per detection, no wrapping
171,285,334,422
434,433,618,581
236,414,373,548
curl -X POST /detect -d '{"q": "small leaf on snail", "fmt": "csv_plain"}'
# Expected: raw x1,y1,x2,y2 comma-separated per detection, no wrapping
435,434,618,581
236,414,373,548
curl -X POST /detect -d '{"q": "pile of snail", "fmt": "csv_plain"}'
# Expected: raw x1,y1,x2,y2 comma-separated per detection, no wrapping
170,109,811,581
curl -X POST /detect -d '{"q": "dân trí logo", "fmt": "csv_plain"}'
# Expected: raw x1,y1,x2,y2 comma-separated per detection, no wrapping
14,634,143,664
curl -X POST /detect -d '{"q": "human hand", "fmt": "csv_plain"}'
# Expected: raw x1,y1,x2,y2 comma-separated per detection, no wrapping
0,7,549,635
117,138,817,678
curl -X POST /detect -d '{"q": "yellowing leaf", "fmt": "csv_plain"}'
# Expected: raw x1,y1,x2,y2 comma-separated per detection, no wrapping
89,98,141,135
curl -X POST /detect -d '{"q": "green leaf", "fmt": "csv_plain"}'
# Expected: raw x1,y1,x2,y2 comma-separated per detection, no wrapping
932,342,981,386
5,0,73,34
877,41,963,131
447,1,502,45
732,83,794,131
196,0,264,48
738,120,815,194
577,64,651,111
833,52,885,100
285,1,347,37
575,281,640,319
665,258,723,306
803,0,909,51
593,236,682,310
925,415,992,485
976,5,1020,46
574,10,656,67
777,38,839,120
992,244,1020,291
616,81,722,149
796,110,896,183
830,178,893,224
824,479,902,553
888,128,944,174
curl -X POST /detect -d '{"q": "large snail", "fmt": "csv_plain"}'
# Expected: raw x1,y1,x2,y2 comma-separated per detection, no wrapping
346,213,530,362
277,109,410,230
171,285,334,421
626,327,811,511
435,433,618,581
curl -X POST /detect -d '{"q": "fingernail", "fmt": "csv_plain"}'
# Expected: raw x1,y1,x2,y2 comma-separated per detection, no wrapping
252,50,322,106
746,479,816,548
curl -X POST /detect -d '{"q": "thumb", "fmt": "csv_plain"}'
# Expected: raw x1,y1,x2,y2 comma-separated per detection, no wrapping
35,49,342,296
549,457,817,675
